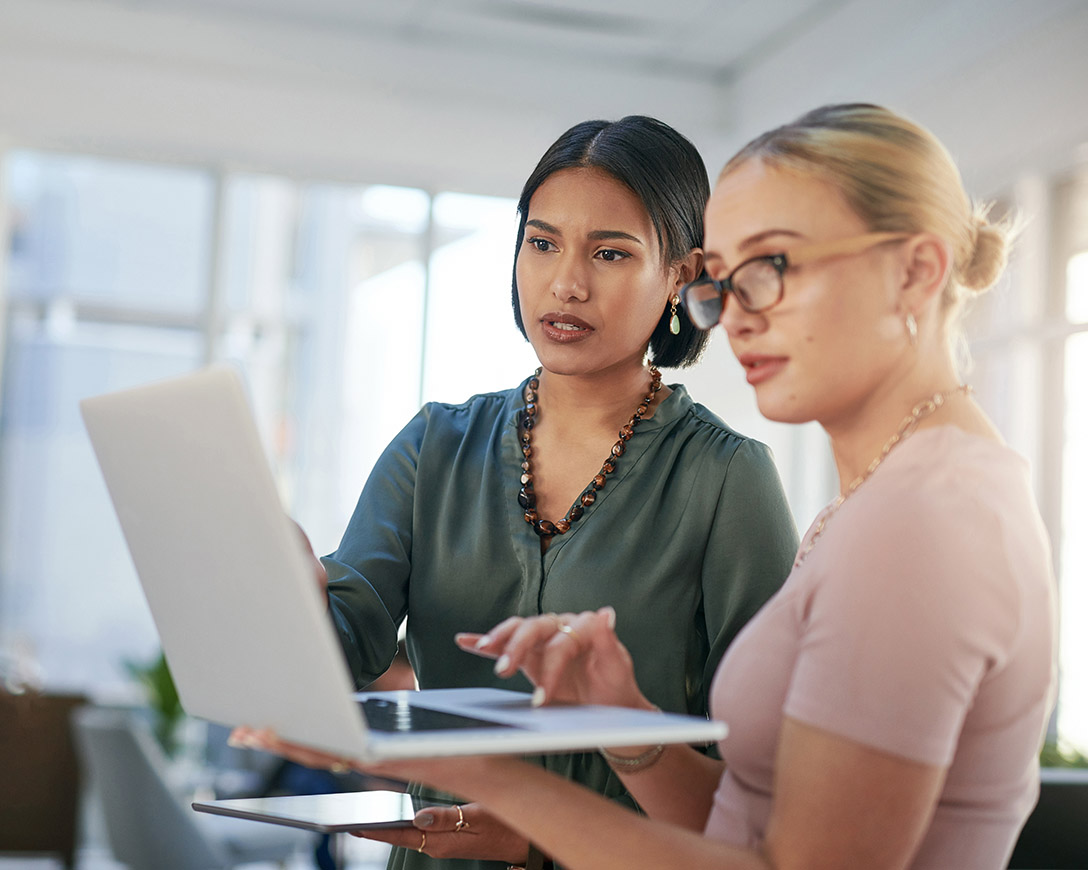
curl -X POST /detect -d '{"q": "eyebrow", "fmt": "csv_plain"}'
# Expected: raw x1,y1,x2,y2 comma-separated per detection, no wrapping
737,228,805,252
704,228,806,270
525,219,645,246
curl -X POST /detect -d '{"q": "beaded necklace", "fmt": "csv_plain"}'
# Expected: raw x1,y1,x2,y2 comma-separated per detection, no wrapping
518,367,662,538
793,384,972,567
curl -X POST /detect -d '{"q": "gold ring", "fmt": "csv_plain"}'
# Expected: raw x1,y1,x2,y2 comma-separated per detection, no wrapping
418,830,427,853
330,760,349,774
454,803,470,832
557,623,581,645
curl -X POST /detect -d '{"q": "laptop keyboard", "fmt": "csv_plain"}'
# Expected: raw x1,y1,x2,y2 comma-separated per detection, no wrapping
359,697,515,733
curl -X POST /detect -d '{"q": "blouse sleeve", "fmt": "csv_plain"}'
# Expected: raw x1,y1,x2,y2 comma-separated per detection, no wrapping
322,408,429,688
700,438,799,712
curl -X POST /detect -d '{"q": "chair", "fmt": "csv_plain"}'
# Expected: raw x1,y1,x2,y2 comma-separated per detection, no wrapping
0,689,86,868
1007,767,1088,869
73,705,311,870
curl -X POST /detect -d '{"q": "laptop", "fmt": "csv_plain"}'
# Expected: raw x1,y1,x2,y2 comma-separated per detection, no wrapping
80,365,727,762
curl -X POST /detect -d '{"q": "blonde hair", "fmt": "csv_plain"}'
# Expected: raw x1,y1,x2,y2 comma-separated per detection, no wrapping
720,104,1011,318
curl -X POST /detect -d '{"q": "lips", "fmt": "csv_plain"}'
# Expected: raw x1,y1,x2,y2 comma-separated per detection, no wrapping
736,353,788,386
540,312,594,343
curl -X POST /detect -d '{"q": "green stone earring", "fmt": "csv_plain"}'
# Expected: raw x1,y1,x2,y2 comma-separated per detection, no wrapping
669,295,681,335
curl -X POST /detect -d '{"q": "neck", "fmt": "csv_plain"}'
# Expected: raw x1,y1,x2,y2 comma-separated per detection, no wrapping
534,363,665,431
823,360,964,493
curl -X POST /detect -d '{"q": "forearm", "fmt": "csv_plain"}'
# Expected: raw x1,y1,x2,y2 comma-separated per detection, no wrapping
605,742,724,830
445,757,767,870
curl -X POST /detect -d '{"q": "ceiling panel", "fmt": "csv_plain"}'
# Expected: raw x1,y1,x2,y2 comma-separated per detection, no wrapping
117,0,843,80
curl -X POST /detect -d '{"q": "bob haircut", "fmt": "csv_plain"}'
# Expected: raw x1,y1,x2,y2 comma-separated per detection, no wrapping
511,116,711,369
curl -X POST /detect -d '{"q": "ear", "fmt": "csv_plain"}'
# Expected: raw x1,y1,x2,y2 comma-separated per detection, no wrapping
669,248,704,294
898,234,951,313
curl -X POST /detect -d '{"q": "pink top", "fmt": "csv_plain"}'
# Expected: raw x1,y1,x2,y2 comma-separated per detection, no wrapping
705,427,1057,869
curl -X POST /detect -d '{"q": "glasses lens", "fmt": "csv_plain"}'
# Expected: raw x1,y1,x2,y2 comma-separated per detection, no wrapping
732,259,782,312
680,280,722,330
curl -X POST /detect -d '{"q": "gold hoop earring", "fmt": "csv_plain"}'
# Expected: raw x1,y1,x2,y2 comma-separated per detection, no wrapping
669,295,681,335
905,312,918,347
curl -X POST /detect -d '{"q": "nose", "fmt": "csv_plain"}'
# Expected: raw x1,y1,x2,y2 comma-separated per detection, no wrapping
718,293,764,339
551,253,589,303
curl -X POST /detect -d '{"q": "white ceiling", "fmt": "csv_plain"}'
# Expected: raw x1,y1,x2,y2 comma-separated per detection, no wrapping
0,0,1086,196
122,0,842,81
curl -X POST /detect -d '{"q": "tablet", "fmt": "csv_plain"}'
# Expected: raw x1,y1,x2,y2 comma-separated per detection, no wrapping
192,790,449,833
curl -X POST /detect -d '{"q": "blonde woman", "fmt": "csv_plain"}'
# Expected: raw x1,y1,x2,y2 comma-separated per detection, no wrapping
242,104,1057,870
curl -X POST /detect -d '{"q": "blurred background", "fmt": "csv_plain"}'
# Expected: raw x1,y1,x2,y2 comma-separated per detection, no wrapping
0,0,1086,867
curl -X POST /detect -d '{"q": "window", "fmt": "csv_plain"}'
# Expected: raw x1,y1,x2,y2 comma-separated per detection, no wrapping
966,170,1088,753
0,150,523,696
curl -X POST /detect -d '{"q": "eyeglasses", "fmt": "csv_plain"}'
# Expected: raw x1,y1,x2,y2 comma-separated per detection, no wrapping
679,231,911,330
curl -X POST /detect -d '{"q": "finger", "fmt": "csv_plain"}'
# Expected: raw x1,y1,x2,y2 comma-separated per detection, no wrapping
412,804,463,832
465,614,529,657
454,633,498,659
494,614,567,678
535,613,597,704
357,827,435,850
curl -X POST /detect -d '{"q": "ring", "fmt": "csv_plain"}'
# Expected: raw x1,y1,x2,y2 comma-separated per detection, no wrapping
454,803,470,832
418,830,427,853
330,760,349,774
556,623,581,645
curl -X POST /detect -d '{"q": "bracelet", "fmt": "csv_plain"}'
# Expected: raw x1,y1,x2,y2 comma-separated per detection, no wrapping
599,742,665,772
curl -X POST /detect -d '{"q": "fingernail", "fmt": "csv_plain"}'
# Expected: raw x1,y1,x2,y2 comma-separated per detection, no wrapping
494,654,510,675
531,686,546,707
415,813,434,828
475,635,491,650
600,606,616,629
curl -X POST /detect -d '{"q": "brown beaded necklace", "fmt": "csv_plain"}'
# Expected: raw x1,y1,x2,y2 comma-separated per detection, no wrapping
518,366,662,538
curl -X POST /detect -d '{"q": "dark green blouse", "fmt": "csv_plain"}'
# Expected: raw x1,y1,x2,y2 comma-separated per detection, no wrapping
324,379,798,870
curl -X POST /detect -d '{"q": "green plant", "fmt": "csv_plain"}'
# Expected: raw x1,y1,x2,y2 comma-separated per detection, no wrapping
1040,738,1088,769
124,650,184,756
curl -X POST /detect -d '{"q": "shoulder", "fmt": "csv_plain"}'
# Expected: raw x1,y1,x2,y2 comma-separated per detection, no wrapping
805,427,1049,643
419,385,521,428
844,427,1035,547
663,383,775,465
381,384,522,463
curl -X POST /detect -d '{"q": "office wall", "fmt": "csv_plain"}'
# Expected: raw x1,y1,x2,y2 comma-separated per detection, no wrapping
1,0,1086,521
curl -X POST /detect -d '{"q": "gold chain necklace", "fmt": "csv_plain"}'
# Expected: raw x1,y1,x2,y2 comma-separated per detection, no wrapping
793,384,972,568
518,366,662,538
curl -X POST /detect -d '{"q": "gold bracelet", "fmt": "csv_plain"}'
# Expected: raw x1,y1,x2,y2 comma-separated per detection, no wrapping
599,742,665,772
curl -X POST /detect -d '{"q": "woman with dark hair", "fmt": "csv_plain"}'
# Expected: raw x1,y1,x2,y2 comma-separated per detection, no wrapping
287,116,798,870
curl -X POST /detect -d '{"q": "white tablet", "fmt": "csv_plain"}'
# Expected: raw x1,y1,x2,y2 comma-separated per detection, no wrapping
192,790,451,833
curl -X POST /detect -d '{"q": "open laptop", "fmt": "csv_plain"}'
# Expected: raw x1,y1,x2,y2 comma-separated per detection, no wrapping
80,366,727,763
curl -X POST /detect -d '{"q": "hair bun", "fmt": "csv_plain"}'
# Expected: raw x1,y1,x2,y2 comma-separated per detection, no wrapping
961,210,1008,293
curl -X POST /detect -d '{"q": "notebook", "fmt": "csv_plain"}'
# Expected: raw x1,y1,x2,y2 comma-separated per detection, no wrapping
80,366,727,762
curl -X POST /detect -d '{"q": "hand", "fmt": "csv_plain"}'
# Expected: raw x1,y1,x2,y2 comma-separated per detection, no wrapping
359,801,529,863
227,726,498,801
456,607,652,710
228,726,353,772
290,519,328,597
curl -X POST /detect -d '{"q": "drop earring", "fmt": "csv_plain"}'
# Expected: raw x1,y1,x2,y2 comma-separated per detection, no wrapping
905,312,918,346
669,295,681,335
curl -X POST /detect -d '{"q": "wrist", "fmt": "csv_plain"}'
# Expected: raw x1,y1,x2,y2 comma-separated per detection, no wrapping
599,741,665,772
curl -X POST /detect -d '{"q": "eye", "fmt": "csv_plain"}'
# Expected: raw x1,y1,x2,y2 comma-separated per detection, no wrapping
526,237,556,253
595,248,630,262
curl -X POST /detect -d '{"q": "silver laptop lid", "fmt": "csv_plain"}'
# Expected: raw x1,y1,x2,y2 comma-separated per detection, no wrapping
81,366,372,758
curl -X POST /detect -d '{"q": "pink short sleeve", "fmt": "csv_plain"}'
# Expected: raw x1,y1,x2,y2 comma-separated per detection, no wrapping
783,463,1022,767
